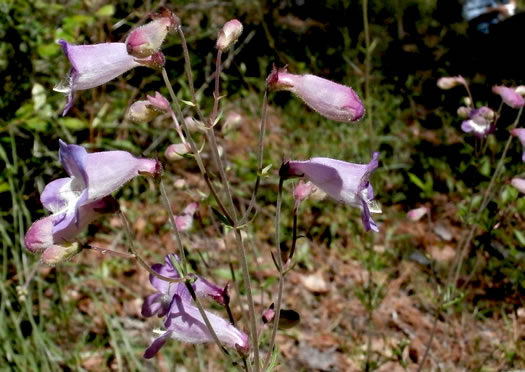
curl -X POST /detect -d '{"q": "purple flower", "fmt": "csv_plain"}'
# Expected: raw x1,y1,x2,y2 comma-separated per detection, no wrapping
41,140,161,236
461,106,495,138
511,178,525,193
142,255,247,358
216,19,243,51
175,202,198,231
437,76,466,90
280,152,381,232
511,128,525,162
24,196,119,264
125,8,178,58
54,40,164,115
493,85,525,109
267,66,364,122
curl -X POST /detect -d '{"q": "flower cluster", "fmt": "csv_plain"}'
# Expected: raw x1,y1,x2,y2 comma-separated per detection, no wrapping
24,140,161,264
142,255,249,358
54,9,175,115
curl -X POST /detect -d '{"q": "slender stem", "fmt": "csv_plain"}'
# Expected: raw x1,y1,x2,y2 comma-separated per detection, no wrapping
452,106,523,286
159,179,188,275
210,49,223,126
184,281,229,354
85,245,137,260
362,0,374,152
177,25,206,122
120,211,183,284
263,178,285,370
417,308,439,372
234,229,260,372
365,235,374,371
169,110,187,146
161,67,234,225
289,206,298,261
240,89,269,225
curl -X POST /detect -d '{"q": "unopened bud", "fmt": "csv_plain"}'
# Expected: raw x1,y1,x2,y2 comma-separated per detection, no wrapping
437,76,466,90
126,8,178,58
216,19,243,51
173,178,187,189
136,51,166,70
516,85,525,96
221,111,243,133
457,106,471,119
511,178,525,194
165,143,190,161
128,100,158,122
147,91,171,112
41,242,81,266
184,116,205,132
492,85,525,109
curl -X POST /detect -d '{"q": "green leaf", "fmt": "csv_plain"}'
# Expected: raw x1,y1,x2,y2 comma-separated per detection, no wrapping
211,207,232,227
37,43,61,58
96,4,115,17
407,172,426,190
179,99,195,107
514,230,525,247
25,117,48,131
0,182,10,193
59,117,87,131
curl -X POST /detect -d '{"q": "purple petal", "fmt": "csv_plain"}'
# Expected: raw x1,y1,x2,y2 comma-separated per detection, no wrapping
164,294,248,351
84,151,160,201
149,259,180,294
40,177,71,214
59,140,88,187
141,293,166,318
267,66,364,122
493,86,525,109
144,331,172,359
24,216,54,253
193,277,225,305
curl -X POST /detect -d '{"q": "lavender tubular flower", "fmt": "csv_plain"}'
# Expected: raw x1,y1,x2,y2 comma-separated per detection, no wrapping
493,85,525,109
144,292,248,358
267,66,365,122
41,140,161,235
461,106,495,138
142,255,244,358
281,153,381,232
54,40,161,115
24,196,119,264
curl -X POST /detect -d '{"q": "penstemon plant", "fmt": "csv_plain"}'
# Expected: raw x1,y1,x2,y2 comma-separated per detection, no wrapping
24,7,380,371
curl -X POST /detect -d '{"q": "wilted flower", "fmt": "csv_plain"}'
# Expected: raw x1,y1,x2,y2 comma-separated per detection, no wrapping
54,40,164,115
510,128,525,162
126,8,178,58
164,143,190,161
216,19,243,51
128,100,158,123
142,255,247,358
280,152,381,232
267,65,365,122
175,202,199,231
437,76,466,90
40,140,161,236
511,178,525,193
493,85,525,109
407,206,428,222
461,106,495,138
24,196,119,264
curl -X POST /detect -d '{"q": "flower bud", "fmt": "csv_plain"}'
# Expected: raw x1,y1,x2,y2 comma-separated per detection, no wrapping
457,106,472,119
128,100,158,123
216,19,243,51
293,180,316,209
515,86,525,96
165,143,190,161
511,178,525,194
221,111,243,133
126,8,178,58
147,91,171,112
437,76,466,90
267,65,364,122
41,242,81,266
407,206,428,221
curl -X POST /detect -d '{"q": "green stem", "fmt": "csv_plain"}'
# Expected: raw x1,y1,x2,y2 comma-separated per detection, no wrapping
262,178,285,370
